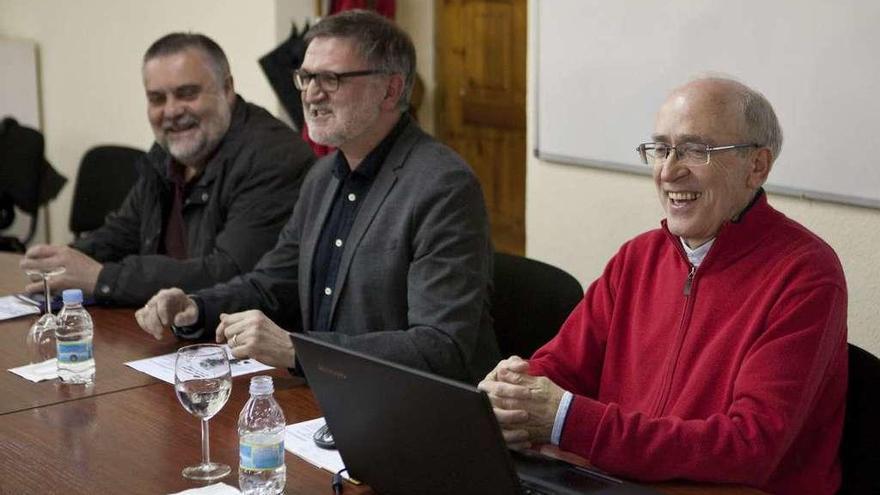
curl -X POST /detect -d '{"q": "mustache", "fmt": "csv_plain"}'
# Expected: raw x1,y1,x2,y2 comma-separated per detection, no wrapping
161,114,198,132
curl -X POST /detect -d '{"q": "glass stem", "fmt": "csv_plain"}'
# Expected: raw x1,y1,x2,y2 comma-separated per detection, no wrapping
42,276,51,315
201,418,211,466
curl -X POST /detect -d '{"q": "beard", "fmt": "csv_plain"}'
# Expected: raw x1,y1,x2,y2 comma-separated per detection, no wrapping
304,96,381,148
157,104,231,166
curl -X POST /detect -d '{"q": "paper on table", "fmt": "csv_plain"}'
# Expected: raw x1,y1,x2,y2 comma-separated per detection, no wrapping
125,344,273,384
0,294,40,321
285,417,352,481
167,482,241,495
8,358,58,382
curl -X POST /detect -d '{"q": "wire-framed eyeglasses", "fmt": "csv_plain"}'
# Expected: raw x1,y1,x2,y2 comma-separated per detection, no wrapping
636,142,760,166
292,69,387,93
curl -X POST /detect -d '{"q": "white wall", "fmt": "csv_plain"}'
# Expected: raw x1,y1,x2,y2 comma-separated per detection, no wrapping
524,2,880,356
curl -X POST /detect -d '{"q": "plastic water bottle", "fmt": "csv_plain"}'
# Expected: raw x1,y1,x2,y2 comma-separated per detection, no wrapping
55,289,95,384
239,375,286,494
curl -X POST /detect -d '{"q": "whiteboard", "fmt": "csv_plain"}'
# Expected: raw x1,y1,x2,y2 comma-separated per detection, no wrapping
534,0,880,209
0,38,41,129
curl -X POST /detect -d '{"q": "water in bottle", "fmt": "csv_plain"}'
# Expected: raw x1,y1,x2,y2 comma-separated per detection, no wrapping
239,375,286,494
55,289,95,384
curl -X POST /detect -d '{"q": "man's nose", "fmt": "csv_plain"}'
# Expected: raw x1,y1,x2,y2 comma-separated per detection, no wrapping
302,79,327,104
163,96,185,118
657,150,690,183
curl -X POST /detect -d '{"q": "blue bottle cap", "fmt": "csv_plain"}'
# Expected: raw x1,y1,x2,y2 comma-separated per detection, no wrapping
62,289,84,304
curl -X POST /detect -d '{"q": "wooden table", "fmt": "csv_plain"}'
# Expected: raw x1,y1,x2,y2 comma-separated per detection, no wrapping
0,253,762,494
0,252,183,415
0,371,373,494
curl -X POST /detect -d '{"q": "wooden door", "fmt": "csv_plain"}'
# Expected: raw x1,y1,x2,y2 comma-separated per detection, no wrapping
436,0,527,255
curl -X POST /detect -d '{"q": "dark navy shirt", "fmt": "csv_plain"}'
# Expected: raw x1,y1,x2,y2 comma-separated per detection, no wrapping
309,115,410,333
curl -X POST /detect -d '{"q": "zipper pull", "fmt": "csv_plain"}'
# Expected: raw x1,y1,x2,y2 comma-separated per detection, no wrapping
683,265,696,296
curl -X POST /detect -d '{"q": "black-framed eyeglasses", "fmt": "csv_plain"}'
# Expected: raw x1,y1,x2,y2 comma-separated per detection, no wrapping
292,69,386,93
636,142,760,166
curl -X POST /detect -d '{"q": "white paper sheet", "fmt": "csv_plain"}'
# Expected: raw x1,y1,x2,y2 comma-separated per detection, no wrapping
284,417,351,480
0,294,40,321
167,482,241,495
124,345,273,384
8,358,58,382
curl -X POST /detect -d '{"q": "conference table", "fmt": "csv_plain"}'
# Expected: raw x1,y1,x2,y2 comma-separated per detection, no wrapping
0,252,763,494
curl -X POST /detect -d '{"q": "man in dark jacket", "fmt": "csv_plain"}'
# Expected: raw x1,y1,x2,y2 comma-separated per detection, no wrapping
20,33,315,306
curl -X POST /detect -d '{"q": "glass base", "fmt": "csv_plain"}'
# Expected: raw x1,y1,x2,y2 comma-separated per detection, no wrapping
181,462,231,481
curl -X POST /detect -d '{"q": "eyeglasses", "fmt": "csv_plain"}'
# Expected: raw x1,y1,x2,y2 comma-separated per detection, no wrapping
636,142,760,166
292,69,386,93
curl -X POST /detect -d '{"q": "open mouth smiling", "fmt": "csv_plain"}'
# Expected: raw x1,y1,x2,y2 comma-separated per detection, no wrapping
667,191,701,205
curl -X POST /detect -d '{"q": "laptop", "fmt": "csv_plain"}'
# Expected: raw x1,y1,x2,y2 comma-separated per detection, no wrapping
292,333,661,495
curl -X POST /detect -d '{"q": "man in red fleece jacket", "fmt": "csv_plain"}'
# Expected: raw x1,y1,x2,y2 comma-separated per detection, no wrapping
479,77,847,495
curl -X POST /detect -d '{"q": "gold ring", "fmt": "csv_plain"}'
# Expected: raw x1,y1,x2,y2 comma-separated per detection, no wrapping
231,334,237,346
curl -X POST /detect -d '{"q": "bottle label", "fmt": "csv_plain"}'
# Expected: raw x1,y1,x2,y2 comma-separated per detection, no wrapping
240,438,285,470
57,341,93,364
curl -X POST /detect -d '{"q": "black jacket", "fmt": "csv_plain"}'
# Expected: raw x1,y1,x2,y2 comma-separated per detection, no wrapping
72,96,314,306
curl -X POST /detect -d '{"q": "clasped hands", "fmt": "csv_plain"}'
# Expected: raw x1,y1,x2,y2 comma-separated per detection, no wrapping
478,356,566,450
135,288,296,368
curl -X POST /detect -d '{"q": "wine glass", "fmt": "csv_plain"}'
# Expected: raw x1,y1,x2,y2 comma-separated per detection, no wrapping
25,267,66,364
174,344,233,481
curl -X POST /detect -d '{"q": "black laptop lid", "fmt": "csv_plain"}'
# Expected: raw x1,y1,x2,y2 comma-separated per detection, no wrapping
293,334,661,495
293,333,523,495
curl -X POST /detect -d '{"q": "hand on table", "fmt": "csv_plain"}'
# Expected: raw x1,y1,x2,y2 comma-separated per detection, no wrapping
478,355,566,449
135,288,198,339
215,310,296,368
20,244,102,296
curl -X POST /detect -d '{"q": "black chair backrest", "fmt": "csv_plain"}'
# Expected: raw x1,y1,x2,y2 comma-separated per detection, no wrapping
840,343,880,494
69,145,144,236
491,252,584,358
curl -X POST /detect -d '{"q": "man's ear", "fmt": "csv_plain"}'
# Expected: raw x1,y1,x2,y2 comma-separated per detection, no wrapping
224,75,235,102
746,147,772,189
380,73,405,112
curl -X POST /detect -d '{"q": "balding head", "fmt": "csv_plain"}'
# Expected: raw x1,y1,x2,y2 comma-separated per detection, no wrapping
665,77,783,163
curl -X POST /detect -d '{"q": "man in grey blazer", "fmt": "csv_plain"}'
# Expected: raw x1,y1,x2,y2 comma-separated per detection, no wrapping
136,10,499,384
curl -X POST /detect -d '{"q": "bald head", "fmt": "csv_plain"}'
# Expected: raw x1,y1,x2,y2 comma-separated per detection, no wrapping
663,77,783,163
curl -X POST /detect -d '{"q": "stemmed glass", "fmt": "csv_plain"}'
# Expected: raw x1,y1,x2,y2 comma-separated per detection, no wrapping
25,267,66,364
174,344,233,481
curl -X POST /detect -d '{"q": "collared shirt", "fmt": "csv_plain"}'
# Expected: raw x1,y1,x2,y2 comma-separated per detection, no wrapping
309,114,409,333
161,161,192,260
680,237,715,268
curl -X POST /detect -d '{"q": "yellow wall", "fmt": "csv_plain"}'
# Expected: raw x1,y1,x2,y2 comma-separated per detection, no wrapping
524,2,880,356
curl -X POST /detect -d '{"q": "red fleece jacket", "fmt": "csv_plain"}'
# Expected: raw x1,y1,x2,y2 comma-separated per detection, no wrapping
529,194,847,495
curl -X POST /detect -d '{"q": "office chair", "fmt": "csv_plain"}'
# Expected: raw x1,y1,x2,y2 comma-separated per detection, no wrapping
840,343,880,494
491,252,584,358
69,145,144,238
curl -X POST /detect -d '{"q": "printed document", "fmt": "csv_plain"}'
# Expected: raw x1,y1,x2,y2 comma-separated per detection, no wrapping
285,417,352,481
125,344,273,384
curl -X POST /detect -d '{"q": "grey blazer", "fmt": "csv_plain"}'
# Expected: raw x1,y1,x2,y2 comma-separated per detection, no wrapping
197,118,499,383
